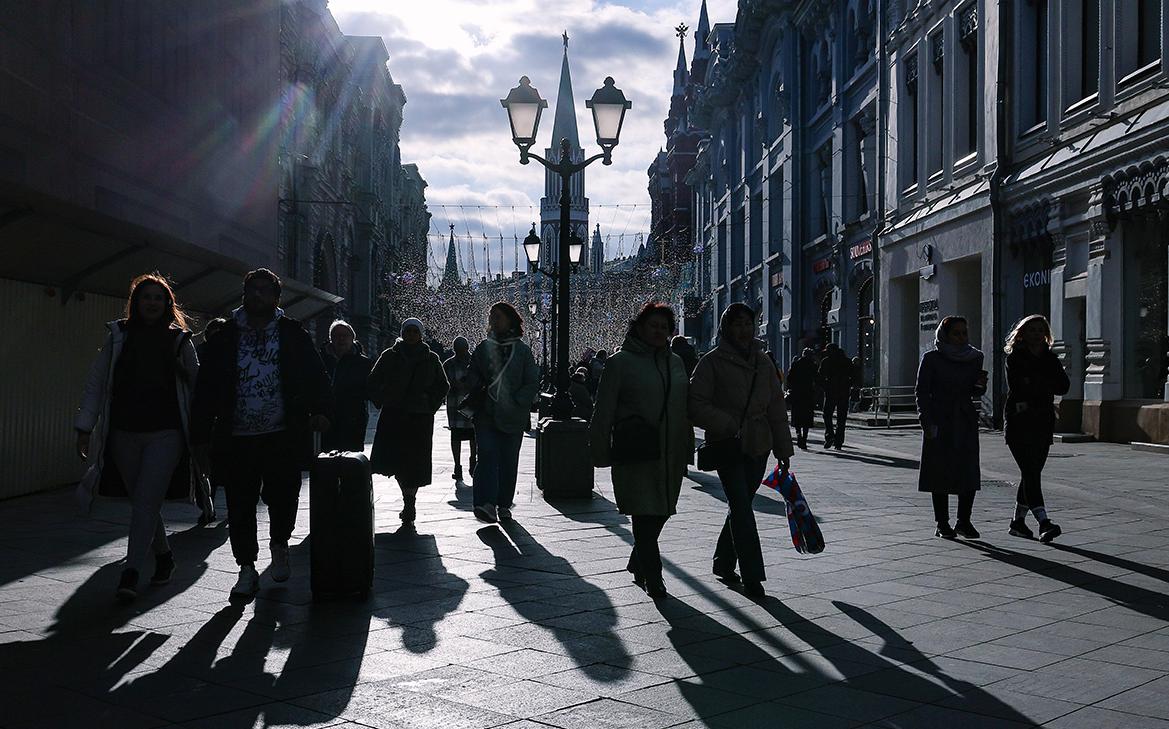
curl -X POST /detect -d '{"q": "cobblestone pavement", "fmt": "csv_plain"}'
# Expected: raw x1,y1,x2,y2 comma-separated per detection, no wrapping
2,415,1169,728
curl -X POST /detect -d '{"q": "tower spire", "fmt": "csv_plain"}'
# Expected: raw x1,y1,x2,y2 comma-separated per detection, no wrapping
441,223,460,288
693,0,711,62
673,23,690,97
550,32,581,150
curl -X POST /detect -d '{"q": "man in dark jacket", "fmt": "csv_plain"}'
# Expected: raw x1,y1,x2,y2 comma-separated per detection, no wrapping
191,269,331,599
817,343,855,450
319,320,373,453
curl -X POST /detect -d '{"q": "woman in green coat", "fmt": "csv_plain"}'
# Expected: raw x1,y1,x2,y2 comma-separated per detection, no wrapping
590,303,691,598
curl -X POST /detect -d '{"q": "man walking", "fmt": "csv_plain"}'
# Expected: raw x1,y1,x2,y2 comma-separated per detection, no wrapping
191,269,331,598
817,343,855,450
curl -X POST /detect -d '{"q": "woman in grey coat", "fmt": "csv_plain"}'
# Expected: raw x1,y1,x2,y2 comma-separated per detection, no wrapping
915,316,988,539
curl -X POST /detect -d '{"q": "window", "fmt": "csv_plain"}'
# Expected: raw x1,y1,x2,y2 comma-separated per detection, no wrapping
1020,0,1048,131
749,193,763,267
732,207,745,273
958,4,979,157
768,172,784,255
928,31,945,175
1081,0,1100,99
1117,2,1160,83
902,51,919,190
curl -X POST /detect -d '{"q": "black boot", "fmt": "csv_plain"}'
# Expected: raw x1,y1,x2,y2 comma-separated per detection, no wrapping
116,568,139,602
150,551,175,585
1038,520,1062,543
400,495,417,524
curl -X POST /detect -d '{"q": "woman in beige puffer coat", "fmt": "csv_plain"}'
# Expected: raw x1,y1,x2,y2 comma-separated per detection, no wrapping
689,303,794,598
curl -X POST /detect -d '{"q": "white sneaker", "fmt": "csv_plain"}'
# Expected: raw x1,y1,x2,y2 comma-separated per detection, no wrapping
497,506,512,521
474,503,498,523
231,565,259,597
270,540,291,583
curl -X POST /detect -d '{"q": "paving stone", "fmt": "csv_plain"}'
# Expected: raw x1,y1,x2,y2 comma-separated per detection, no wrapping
533,697,678,729
1045,705,1169,729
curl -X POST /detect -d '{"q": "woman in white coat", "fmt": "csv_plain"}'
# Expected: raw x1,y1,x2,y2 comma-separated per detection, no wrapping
75,273,202,602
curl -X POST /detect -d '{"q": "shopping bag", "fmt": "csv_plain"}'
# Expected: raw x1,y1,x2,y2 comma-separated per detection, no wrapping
762,466,825,554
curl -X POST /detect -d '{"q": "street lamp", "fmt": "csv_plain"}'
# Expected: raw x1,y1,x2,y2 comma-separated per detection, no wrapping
502,75,630,419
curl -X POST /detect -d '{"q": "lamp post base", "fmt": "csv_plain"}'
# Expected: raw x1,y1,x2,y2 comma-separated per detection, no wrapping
535,417,594,499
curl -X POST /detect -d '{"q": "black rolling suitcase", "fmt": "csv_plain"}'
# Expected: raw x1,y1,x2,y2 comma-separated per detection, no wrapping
310,451,374,600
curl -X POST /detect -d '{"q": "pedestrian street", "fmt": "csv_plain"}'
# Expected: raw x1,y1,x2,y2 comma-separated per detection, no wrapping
2,418,1168,729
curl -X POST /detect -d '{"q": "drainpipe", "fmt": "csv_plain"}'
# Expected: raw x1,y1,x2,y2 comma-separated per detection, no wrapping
872,0,888,386
988,0,1014,429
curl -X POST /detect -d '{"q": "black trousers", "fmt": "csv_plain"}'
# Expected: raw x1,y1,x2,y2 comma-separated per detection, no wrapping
714,454,770,582
222,431,302,566
823,397,848,446
932,492,975,523
628,515,669,580
1008,441,1049,510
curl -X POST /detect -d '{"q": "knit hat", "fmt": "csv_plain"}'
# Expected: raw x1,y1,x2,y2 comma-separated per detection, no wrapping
453,336,469,351
400,318,424,337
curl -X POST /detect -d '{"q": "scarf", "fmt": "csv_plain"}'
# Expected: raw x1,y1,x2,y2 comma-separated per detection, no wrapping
935,341,983,364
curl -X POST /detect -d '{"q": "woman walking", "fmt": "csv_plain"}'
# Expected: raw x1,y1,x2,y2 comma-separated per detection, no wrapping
368,318,449,524
443,336,477,485
468,302,540,523
785,347,818,450
590,303,691,598
320,320,373,453
689,303,794,598
916,316,988,539
1004,315,1070,542
75,273,202,601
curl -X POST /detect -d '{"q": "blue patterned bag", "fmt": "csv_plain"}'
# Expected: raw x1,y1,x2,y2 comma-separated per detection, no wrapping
762,467,825,554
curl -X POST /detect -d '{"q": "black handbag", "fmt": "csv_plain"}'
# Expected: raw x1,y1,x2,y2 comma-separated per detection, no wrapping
609,357,671,466
696,367,758,472
457,387,486,420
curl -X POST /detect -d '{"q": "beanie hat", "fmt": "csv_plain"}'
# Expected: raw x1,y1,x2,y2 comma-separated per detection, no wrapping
400,318,424,337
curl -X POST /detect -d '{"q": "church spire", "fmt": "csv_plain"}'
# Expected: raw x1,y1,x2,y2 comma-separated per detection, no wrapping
441,223,460,288
550,31,581,150
672,24,689,97
693,0,711,62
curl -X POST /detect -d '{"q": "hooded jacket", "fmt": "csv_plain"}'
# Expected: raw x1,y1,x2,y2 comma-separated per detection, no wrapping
468,334,540,434
688,338,794,459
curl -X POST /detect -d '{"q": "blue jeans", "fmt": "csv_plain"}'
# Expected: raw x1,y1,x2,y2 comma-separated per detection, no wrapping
473,422,524,508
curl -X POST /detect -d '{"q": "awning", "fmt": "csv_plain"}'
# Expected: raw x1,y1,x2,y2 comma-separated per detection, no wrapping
0,181,342,321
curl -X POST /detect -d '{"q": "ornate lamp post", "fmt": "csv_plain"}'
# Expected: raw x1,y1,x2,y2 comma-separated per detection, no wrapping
503,75,630,419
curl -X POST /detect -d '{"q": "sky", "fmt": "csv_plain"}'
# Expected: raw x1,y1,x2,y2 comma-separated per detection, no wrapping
329,0,737,283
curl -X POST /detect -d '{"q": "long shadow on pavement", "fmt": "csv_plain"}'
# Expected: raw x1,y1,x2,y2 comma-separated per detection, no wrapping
372,525,469,653
960,540,1169,617
653,566,1038,726
477,519,633,681
1050,542,1169,587
819,449,921,470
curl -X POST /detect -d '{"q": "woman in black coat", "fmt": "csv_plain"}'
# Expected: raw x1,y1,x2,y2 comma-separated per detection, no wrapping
785,348,817,449
916,316,988,539
1004,315,1070,543
368,318,449,524
320,320,373,453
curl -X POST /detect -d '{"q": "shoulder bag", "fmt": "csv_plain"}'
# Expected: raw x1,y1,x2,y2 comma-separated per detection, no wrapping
696,365,758,472
610,355,671,465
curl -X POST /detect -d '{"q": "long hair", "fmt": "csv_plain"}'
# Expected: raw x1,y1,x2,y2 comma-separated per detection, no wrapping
626,301,676,337
1004,314,1052,354
125,272,188,330
490,301,524,337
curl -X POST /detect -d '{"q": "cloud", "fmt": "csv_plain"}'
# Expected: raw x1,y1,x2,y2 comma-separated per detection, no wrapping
330,0,739,278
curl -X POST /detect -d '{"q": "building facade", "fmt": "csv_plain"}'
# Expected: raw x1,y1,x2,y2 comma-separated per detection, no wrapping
686,0,881,379
681,0,1168,443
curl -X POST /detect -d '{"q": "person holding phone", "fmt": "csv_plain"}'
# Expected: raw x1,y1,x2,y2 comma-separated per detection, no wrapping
915,316,987,539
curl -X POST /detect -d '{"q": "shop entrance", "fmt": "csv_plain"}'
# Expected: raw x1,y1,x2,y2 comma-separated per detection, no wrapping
891,273,921,385
857,276,876,386
1123,220,1168,399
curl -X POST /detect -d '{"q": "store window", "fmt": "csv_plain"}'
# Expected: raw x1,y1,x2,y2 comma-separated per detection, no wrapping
1124,222,1168,399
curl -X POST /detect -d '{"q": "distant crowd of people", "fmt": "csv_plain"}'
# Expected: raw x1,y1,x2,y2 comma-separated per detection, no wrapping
75,268,1070,604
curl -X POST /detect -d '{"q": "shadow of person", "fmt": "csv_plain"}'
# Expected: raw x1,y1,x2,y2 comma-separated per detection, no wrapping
476,520,633,681
0,522,232,726
1051,542,1169,587
651,565,1037,726
823,450,920,470
373,525,469,653
960,540,1169,616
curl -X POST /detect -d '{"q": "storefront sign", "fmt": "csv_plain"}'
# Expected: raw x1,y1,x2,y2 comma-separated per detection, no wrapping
1023,269,1050,289
919,298,939,331
770,271,783,288
849,240,873,259
812,257,831,273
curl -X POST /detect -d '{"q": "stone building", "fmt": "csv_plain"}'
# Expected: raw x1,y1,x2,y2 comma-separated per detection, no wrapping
686,0,881,376
278,1,425,352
